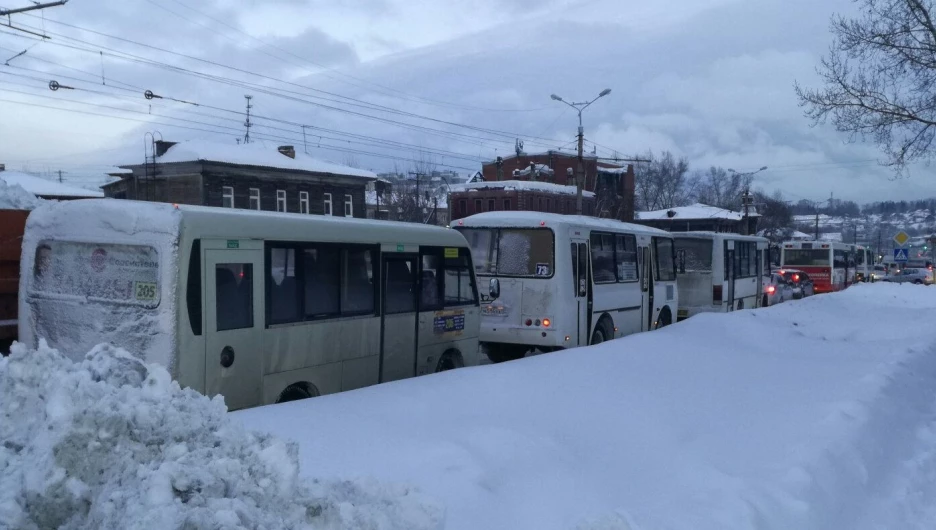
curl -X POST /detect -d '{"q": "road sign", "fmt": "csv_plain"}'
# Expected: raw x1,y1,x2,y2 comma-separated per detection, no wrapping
894,231,910,246
894,248,909,262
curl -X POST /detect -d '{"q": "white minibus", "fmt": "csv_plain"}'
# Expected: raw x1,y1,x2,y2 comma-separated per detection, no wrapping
20,199,480,410
455,211,678,363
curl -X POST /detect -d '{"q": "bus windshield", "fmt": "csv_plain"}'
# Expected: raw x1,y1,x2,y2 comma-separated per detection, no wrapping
458,227,554,277
783,249,830,267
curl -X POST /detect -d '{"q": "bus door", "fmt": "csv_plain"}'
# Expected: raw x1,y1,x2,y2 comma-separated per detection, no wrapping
724,240,736,310
571,240,590,346
204,240,264,411
641,246,654,331
380,253,418,382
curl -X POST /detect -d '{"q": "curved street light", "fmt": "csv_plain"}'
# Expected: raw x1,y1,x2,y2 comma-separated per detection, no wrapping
549,88,612,215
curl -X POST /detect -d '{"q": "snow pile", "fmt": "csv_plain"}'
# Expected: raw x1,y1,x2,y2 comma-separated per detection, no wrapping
238,284,936,530
0,177,43,210
0,341,443,530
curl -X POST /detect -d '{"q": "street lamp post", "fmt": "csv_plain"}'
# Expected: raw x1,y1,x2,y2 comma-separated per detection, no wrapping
550,88,612,215
727,166,768,235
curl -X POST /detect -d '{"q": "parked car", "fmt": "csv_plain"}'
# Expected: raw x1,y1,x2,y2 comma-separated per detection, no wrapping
880,267,934,285
762,273,795,306
777,269,815,299
871,264,887,282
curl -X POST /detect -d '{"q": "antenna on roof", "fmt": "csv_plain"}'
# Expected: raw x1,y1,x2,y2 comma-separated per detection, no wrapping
243,95,253,144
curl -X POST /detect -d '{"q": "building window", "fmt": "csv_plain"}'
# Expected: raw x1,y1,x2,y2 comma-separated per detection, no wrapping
344,194,353,217
299,191,309,214
487,199,495,212
276,190,287,212
249,188,260,210
323,193,332,215
474,199,482,213
459,199,467,216
222,186,234,208
538,197,544,210
546,198,551,212
503,198,511,210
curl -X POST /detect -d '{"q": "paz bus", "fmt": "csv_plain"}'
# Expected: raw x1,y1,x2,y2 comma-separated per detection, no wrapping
455,211,678,363
19,199,481,410
672,232,769,321
779,240,852,293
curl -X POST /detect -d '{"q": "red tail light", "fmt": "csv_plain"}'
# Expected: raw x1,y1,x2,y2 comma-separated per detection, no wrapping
793,274,800,282
767,285,776,294
713,285,723,304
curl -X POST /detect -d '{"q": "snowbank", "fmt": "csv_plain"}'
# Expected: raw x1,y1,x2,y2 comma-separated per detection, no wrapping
0,342,442,530
0,178,43,210
238,284,936,530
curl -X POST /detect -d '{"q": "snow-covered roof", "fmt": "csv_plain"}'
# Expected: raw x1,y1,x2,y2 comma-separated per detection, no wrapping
0,170,104,198
465,171,484,183
637,203,758,221
140,139,377,179
450,180,595,198
597,166,629,174
820,232,843,242
457,211,670,235
513,164,554,177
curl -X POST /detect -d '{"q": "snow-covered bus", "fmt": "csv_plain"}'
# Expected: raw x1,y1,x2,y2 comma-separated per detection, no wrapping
780,240,852,293
672,232,768,321
455,211,678,363
19,199,480,410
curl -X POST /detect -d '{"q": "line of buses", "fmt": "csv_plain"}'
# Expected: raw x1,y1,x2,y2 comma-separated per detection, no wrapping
16,199,876,410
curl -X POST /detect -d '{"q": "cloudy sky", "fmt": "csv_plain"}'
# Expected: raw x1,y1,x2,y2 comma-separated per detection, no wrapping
0,0,931,202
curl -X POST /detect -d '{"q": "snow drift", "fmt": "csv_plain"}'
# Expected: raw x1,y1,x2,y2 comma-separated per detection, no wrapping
238,284,936,530
0,341,442,530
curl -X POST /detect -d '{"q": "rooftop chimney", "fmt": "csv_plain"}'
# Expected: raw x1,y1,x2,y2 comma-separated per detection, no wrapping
278,145,296,159
155,140,177,157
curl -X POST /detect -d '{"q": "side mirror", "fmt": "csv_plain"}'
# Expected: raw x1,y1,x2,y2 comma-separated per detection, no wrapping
489,278,500,300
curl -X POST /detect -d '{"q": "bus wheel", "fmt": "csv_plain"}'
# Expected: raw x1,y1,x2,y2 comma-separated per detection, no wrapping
436,351,464,372
591,319,612,345
277,382,318,403
485,344,527,363
655,308,673,329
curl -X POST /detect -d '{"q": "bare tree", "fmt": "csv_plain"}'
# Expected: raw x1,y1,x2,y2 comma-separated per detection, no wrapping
380,154,446,223
691,166,752,210
795,0,936,168
634,150,692,211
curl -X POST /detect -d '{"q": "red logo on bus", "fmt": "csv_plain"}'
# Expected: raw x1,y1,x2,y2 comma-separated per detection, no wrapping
91,248,107,272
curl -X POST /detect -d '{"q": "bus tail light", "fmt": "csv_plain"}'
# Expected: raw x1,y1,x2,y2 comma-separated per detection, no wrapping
542,318,551,327
713,285,723,304
564,335,571,342
525,319,532,326
766,285,776,294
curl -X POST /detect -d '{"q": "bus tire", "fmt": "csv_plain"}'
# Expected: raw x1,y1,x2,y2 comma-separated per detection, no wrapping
762,295,769,307
485,344,527,363
436,350,464,372
655,308,673,329
276,382,319,404
591,317,613,345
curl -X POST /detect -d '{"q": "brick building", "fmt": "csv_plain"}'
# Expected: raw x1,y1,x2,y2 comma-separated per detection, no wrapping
448,180,596,222
478,150,636,221
103,139,375,217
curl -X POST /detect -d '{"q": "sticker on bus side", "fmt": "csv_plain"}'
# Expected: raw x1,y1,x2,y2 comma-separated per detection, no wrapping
433,309,465,335
227,240,239,249
535,263,551,276
444,247,459,258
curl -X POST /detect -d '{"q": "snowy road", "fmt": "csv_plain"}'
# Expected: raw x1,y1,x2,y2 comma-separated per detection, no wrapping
237,284,936,530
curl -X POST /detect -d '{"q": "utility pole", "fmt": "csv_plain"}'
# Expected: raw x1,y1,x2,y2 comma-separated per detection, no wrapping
729,167,767,236
301,125,309,154
550,88,612,215
56,170,65,183
243,95,253,144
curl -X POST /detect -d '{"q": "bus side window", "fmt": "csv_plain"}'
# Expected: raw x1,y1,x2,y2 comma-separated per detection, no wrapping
216,263,254,331
420,254,443,311
571,243,578,293
442,248,477,306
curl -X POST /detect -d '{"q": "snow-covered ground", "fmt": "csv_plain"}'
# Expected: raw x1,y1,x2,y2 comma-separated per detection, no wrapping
236,284,936,530
4,284,936,529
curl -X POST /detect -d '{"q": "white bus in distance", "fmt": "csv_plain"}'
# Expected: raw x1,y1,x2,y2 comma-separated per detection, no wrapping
19,199,481,411
672,232,769,321
455,211,678,363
